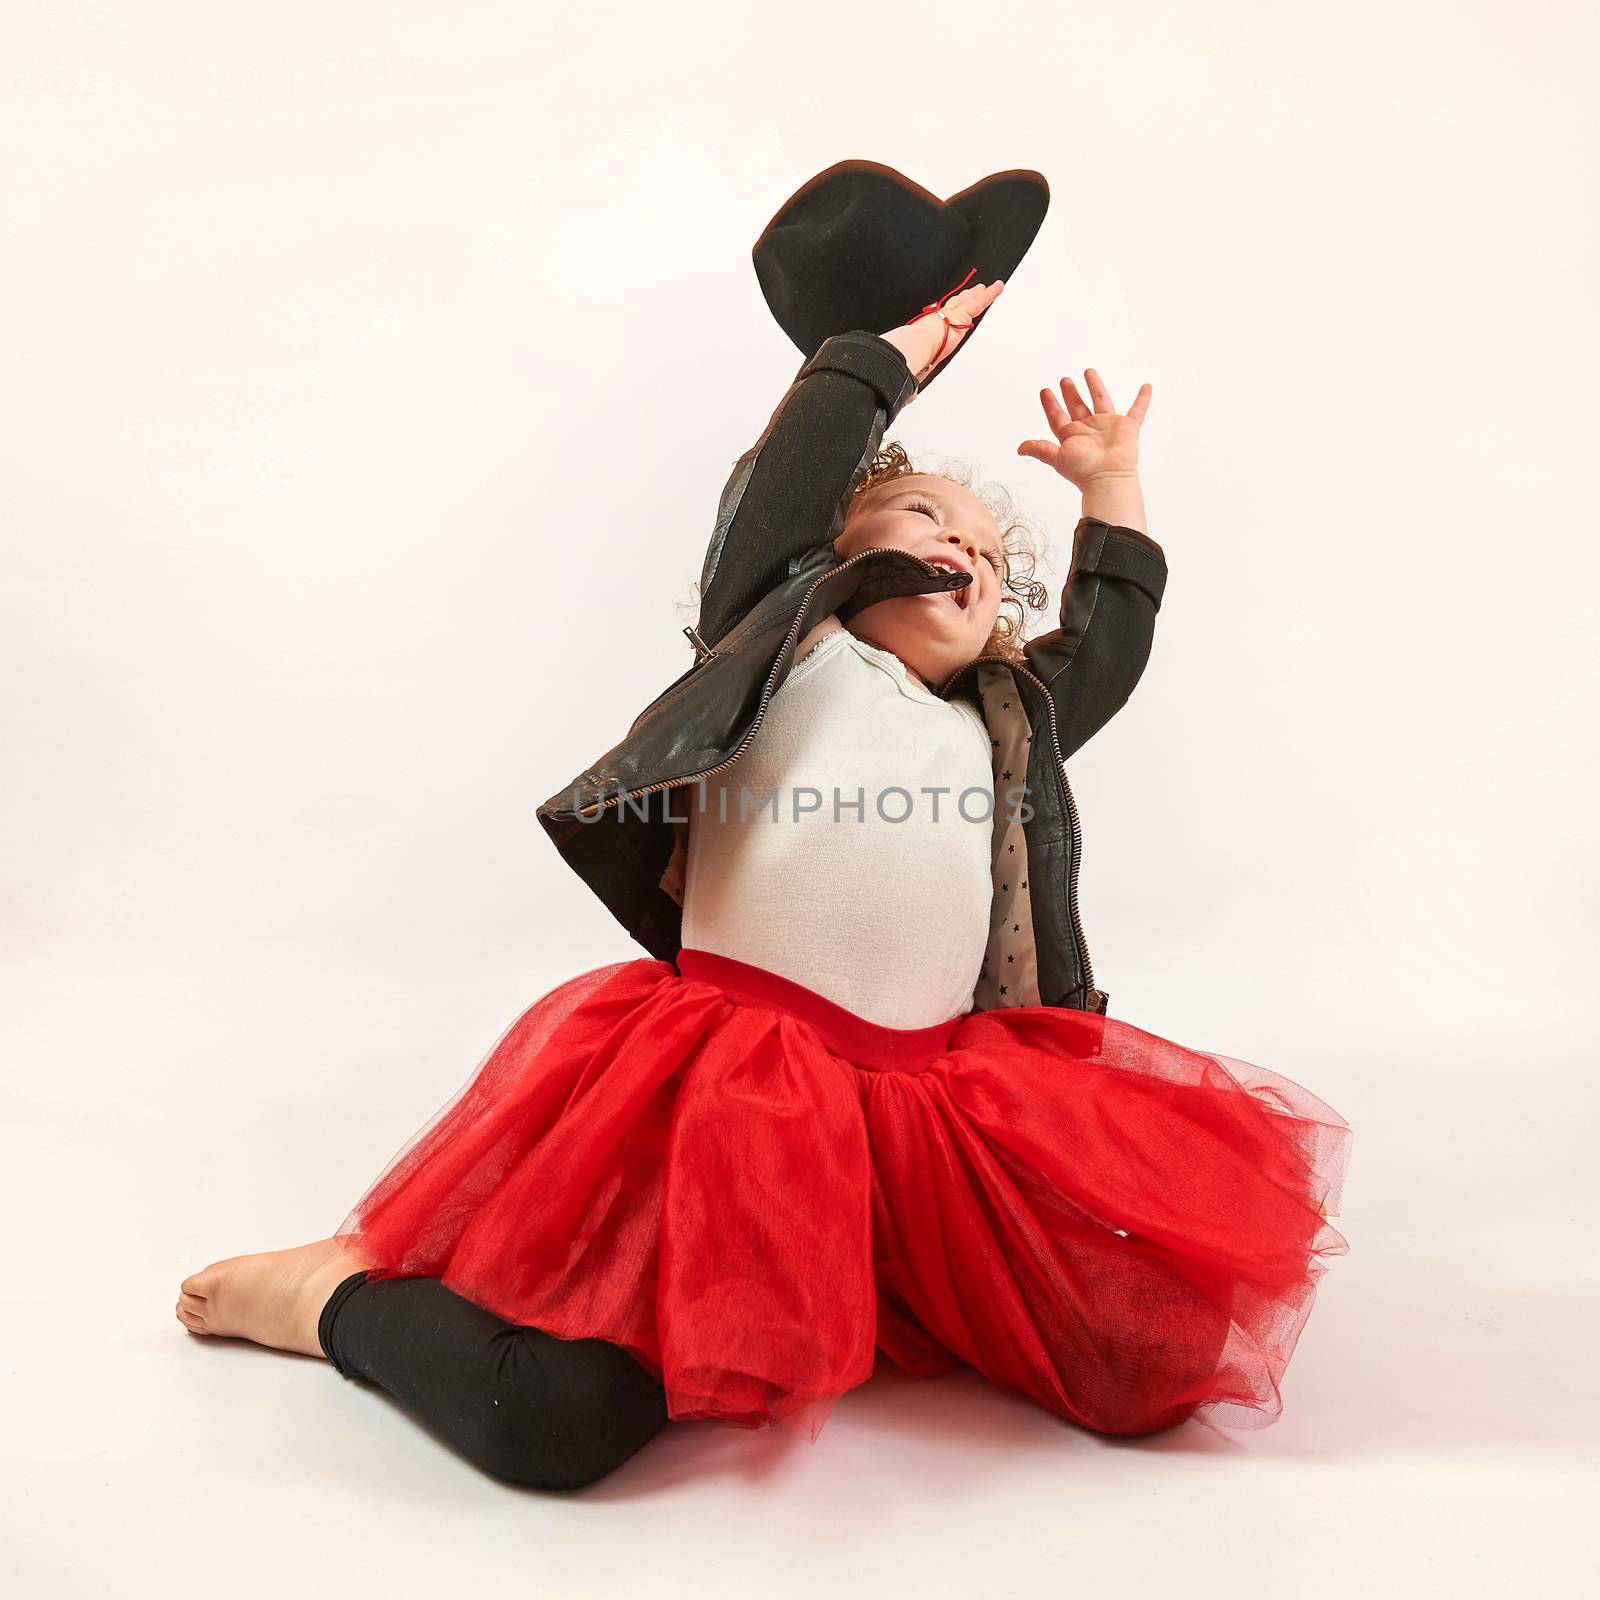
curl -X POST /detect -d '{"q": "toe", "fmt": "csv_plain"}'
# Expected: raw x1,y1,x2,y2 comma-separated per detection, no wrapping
183,1256,237,1296
179,1283,224,1335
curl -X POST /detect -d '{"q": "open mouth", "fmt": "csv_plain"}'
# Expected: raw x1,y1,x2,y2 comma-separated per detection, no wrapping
926,555,972,610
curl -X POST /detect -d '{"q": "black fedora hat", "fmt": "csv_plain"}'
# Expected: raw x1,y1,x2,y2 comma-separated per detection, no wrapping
753,159,1049,393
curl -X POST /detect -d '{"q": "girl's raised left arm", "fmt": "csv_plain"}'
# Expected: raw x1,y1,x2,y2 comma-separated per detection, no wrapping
1017,371,1168,760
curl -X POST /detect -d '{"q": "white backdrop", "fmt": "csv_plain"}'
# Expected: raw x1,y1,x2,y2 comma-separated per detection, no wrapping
4,3,1596,1594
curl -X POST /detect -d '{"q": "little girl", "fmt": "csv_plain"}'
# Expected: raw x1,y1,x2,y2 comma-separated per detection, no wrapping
177,276,1350,1492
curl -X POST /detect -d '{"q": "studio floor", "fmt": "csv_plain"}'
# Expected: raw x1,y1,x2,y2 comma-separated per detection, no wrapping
3,959,1594,1598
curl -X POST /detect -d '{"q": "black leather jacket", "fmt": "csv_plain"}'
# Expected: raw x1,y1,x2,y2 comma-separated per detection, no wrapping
535,330,1167,1015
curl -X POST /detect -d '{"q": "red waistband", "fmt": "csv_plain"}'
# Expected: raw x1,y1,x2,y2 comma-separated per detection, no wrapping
674,947,964,1072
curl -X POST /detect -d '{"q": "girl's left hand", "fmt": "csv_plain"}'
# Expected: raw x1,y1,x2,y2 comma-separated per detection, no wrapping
1016,370,1151,488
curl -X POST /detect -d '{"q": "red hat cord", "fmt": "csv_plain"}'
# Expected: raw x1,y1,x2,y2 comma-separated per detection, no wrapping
904,265,978,383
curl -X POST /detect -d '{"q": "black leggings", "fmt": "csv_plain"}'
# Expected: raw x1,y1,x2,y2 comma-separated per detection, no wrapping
317,1271,672,1490
318,1268,1221,1485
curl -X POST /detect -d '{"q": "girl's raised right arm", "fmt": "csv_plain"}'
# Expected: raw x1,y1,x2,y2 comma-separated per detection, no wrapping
692,280,1003,648
691,332,918,650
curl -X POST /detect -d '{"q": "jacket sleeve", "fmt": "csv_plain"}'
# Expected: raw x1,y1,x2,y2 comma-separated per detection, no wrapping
1022,516,1169,761
692,330,920,649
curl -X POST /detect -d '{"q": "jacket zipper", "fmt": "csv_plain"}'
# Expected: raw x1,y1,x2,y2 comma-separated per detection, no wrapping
682,623,717,663
935,652,1098,1003
572,546,960,818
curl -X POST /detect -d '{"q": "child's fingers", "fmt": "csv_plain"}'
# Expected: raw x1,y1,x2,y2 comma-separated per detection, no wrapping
953,278,1003,317
1054,377,1092,423
1083,368,1114,413
1127,382,1153,423
1040,387,1079,435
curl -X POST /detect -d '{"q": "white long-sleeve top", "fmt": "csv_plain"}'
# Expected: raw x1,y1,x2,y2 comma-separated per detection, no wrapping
678,615,995,1029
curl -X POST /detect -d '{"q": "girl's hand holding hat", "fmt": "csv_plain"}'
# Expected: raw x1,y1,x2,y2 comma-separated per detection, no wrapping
880,277,1006,401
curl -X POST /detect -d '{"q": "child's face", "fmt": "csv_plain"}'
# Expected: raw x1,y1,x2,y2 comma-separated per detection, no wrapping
833,474,1008,688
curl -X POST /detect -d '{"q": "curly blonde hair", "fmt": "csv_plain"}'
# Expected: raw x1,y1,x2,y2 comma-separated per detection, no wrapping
844,440,1050,665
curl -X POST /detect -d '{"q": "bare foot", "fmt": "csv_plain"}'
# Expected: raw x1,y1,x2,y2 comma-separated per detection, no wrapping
177,1237,374,1359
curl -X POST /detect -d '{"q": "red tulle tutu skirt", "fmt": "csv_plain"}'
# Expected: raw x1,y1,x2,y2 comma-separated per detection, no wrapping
334,949,1350,1442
